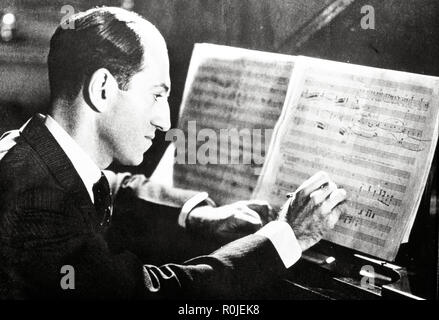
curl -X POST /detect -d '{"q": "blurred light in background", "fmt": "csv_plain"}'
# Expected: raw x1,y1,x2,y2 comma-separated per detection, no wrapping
121,0,135,11
1,12,17,42
2,13,16,25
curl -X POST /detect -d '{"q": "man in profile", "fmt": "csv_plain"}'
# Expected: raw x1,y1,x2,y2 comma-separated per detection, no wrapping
0,7,346,299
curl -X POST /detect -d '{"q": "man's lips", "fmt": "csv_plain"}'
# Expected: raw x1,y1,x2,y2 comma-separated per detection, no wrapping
145,135,155,140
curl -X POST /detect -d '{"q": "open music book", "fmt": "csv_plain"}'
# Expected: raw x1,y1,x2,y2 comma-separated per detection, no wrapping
173,43,439,261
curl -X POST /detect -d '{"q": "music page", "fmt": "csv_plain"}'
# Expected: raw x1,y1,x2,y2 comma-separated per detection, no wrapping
173,44,295,204
254,56,439,260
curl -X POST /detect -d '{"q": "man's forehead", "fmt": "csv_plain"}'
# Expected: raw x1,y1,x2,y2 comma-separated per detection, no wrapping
131,63,170,93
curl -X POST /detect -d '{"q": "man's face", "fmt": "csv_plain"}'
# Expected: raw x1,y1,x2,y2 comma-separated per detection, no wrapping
99,38,171,166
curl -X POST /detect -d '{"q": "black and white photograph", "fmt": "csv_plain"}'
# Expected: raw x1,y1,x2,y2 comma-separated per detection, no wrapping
0,0,438,306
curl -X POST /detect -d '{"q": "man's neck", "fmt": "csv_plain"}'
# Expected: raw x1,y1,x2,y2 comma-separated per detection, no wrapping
49,99,112,169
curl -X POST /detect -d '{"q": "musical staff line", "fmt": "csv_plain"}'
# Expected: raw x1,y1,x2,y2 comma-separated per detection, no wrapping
332,225,386,247
280,156,406,193
194,73,289,93
192,82,288,101
339,214,392,234
296,102,425,136
201,59,294,75
282,141,411,180
287,129,416,166
289,116,423,152
304,79,431,112
186,97,283,118
307,69,434,95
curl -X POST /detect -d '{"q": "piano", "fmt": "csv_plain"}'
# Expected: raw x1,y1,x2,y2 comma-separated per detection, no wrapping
120,149,437,300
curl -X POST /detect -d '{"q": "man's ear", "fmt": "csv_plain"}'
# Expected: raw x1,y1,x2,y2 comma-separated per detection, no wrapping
87,68,118,113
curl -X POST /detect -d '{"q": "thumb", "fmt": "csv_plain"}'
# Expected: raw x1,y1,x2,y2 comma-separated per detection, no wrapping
234,209,263,227
326,202,347,229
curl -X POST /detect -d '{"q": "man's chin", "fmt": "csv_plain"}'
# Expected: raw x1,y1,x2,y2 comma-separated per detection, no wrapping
129,155,145,166
117,152,146,166
116,142,152,166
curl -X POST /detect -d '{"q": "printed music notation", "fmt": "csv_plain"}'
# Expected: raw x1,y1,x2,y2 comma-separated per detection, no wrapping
175,46,439,260
254,56,439,260
175,44,295,205
190,88,285,110
358,185,396,207
301,83,431,112
293,96,428,152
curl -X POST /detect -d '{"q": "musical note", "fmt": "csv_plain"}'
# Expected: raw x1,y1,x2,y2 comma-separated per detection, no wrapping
335,96,349,104
316,121,327,130
339,127,347,136
343,214,353,224
302,90,322,99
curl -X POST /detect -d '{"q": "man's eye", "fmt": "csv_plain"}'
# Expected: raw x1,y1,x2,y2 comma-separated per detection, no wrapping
153,94,162,101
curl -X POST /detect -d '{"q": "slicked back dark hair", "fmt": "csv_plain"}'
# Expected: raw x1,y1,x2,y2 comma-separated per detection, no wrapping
48,8,144,102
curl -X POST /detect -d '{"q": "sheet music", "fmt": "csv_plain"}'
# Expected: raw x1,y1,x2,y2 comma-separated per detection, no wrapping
254,56,439,261
174,44,295,205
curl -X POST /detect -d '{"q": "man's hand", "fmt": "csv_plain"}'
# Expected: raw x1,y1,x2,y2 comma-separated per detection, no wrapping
187,200,273,240
278,171,347,252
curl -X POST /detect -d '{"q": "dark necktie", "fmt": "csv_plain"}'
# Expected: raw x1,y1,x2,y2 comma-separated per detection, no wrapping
92,172,112,228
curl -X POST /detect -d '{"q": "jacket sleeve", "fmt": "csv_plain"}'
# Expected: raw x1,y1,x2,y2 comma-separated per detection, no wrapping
1,187,287,299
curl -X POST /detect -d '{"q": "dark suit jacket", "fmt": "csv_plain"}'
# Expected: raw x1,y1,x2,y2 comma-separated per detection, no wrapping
0,115,286,299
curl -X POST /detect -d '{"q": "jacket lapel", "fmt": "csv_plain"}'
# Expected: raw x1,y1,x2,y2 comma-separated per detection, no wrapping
20,114,95,215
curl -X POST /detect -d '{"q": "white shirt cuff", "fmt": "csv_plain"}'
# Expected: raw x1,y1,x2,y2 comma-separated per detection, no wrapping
178,192,210,228
256,221,302,268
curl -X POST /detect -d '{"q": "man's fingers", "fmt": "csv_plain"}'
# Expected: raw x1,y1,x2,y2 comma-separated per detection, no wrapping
310,181,337,205
326,207,341,229
320,188,347,215
296,171,330,197
326,203,347,229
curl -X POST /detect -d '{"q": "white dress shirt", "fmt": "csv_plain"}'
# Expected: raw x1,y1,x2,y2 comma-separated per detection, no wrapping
0,115,302,268
44,115,102,203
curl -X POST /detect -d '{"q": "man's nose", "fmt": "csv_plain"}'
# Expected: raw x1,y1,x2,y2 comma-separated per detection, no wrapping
151,100,171,132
